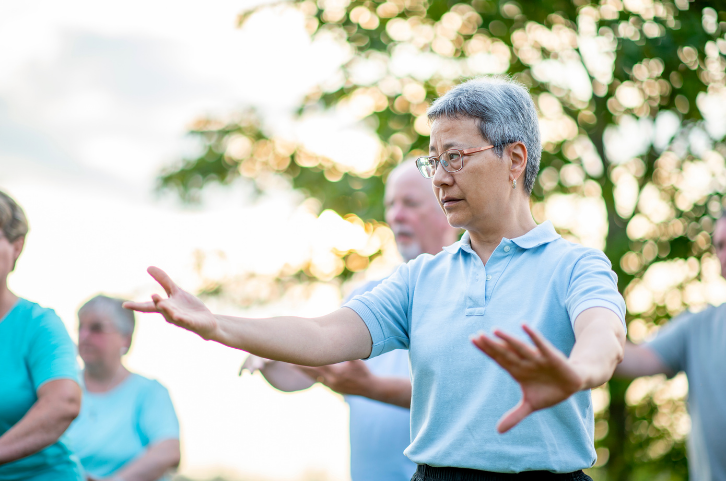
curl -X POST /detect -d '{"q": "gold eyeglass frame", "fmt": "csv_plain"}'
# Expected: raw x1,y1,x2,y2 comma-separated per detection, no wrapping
415,145,496,179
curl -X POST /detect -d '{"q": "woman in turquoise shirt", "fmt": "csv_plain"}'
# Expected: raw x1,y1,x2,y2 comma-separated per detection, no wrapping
126,77,627,480
64,295,180,481
0,190,83,481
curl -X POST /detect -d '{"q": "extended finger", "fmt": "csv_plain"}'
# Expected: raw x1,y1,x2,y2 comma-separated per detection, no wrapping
522,325,556,358
472,334,521,367
147,266,179,297
496,399,533,434
493,330,537,361
122,301,158,313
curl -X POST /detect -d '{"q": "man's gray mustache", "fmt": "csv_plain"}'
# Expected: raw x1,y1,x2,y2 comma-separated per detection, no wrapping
393,227,415,238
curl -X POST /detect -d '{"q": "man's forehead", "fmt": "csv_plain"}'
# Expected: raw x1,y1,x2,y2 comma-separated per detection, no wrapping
386,168,432,198
714,217,726,236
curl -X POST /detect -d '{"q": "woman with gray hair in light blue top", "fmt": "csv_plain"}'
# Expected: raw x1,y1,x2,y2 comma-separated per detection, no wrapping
64,295,180,481
126,76,626,480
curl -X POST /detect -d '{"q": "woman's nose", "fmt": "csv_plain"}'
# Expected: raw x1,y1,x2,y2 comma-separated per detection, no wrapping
432,162,453,187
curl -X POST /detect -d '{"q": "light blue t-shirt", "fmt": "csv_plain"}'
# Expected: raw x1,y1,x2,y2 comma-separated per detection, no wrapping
0,298,83,481
344,221,626,473
647,304,726,481
344,281,416,481
64,373,179,480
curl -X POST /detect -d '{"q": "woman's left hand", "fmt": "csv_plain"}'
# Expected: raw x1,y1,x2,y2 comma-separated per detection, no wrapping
471,325,584,434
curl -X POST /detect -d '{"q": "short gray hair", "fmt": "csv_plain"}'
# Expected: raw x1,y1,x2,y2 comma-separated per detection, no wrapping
79,295,136,338
427,76,542,194
0,190,29,243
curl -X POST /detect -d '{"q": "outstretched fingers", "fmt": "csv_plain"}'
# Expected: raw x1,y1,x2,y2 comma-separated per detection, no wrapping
522,325,557,359
122,300,158,313
147,266,180,297
471,333,522,368
493,330,538,362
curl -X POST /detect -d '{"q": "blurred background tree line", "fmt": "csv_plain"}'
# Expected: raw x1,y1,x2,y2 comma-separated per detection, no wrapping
161,0,726,479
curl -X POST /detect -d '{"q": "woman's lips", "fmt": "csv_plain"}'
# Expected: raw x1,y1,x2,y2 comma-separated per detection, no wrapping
442,199,462,208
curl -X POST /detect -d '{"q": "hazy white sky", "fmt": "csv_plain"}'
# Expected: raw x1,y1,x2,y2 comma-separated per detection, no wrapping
0,1,377,479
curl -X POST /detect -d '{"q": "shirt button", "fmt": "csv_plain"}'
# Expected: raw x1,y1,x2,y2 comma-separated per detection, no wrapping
503,246,511,252
486,275,492,281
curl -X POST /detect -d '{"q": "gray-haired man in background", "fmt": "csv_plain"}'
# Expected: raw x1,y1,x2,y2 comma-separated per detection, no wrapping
242,160,459,481
615,213,726,481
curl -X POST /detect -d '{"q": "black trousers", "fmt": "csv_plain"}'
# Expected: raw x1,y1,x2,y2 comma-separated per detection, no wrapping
412,465,594,481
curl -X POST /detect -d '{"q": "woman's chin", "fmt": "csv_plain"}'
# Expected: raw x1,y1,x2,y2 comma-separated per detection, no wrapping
445,213,468,229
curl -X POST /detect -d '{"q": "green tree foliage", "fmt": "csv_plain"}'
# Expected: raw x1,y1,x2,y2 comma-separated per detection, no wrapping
160,0,726,478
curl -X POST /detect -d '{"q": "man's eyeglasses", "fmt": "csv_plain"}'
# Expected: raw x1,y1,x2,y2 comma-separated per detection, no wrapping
415,145,496,179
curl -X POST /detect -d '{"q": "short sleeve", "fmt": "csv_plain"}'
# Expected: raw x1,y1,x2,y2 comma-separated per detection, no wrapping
646,311,694,374
566,252,626,329
343,263,412,359
27,310,80,390
137,381,180,445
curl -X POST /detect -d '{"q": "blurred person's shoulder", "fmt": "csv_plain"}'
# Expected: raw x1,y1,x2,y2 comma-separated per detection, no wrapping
11,298,62,322
126,372,171,395
5,298,68,337
667,303,726,331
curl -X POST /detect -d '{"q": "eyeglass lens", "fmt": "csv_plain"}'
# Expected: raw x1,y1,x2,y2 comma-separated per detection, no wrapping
416,150,464,178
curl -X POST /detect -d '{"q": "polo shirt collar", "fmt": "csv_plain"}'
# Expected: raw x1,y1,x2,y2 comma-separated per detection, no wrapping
442,220,560,253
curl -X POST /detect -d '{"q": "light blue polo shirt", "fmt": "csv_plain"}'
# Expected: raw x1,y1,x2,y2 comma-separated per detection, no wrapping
344,280,417,481
344,221,625,473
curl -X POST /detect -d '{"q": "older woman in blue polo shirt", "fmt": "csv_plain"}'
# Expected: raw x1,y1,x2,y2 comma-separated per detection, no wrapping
127,76,626,480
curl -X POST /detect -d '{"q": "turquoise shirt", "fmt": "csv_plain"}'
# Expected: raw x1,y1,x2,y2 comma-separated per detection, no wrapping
0,298,82,481
344,221,626,473
344,281,417,481
64,373,179,480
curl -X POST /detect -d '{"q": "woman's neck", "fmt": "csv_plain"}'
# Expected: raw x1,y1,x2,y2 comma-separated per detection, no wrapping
0,285,19,322
84,362,130,393
467,199,537,265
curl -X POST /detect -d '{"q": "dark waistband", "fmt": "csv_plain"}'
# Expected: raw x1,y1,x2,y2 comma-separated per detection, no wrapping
415,465,590,481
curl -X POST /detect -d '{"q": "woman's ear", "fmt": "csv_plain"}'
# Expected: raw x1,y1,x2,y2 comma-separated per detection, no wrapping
10,236,25,272
508,142,528,183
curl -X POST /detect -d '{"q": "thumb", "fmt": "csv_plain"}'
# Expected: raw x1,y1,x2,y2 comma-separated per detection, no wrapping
496,399,533,434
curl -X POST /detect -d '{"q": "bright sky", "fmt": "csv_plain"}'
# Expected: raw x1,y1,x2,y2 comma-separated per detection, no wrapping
0,2,380,480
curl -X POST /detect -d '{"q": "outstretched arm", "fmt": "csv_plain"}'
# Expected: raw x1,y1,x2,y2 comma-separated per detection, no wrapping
124,267,372,366
241,356,317,392
614,343,673,378
242,356,411,408
297,361,412,408
471,307,624,433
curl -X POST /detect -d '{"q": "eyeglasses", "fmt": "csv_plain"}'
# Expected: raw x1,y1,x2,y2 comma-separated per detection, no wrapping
415,145,496,179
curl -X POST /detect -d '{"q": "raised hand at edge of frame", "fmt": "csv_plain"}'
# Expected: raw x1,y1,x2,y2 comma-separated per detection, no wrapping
471,325,584,434
123,267,218,341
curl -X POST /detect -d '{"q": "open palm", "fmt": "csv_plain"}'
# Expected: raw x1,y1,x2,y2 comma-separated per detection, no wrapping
123,267,218,340
471,325,584,433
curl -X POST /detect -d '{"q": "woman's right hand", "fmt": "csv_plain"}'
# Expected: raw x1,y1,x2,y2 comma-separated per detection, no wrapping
123,267,218,341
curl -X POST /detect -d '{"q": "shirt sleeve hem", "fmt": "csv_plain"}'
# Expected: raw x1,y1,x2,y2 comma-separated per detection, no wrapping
570,299,626,330
343,300,386,359
36,375,81,390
